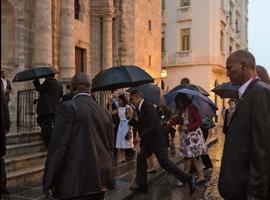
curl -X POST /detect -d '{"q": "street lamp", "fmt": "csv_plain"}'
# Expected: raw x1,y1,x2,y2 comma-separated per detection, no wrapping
160,69,167,78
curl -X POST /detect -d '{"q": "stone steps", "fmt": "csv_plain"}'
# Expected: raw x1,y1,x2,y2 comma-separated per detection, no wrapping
6,131,42,145
6,141,46,157
5,152,47,172
7,164,45,188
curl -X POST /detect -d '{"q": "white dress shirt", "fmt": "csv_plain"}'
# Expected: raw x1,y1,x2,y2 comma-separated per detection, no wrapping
138,99,144,112
238,77,258,98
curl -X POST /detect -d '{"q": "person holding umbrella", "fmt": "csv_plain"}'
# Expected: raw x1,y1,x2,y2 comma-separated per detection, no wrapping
33,74,63,147
174,93,207,185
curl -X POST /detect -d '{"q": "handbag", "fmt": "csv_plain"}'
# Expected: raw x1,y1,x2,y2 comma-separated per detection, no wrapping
202,117,215,130
125,130,132,141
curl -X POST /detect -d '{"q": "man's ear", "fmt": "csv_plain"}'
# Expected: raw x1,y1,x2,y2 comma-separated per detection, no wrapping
241,63,246,71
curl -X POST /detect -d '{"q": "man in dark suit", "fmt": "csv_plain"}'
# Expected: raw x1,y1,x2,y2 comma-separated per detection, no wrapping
127,90,196,195
218,50,270,200
1,81,11,195
33,74,63,147
43,73,114,200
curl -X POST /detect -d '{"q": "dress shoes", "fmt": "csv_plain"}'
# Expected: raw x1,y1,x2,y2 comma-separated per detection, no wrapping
129,185,148,193
188,176,197,195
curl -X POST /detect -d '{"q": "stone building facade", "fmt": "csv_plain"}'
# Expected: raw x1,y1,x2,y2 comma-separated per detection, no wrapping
161,0,248,116
1,0,161,123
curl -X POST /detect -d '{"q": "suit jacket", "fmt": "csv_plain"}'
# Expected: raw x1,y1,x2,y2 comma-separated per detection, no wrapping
129,101,166,149
33,79,63,115
218,80,270,199
1,82,10,157
43,94,114,199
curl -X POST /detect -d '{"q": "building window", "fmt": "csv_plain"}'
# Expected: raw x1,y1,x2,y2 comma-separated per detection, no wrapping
181,0,190,7
229,45,233,55
235,19,239,33
75,47,86,73
162,0,166,10
180,28,190,51
148,20,152,31
220,30,224,52
161,31,165,53
229,11,233,26
74,0,80,20
149,55,152,66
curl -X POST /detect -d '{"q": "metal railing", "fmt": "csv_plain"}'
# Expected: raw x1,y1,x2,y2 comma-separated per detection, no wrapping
17,89,39,128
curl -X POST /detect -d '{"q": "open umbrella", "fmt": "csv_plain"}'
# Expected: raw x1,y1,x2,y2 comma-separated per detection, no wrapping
13,67,57,82
164,88,217,119
169,84,209,96
211,82,240,99
92,65,154,92
127,83,164,106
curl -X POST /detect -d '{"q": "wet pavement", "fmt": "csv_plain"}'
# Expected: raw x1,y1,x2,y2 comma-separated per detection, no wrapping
130,130,225,200
2,129,223,200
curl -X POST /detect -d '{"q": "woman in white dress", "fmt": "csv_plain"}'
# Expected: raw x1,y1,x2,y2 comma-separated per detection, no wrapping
108,94,134,162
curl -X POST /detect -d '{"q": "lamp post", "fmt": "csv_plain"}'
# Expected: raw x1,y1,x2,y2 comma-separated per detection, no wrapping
160,69,167,78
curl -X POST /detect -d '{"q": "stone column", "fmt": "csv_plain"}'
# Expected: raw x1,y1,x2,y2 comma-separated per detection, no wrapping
102,15,113,69
60,0,75,79
32,0,52,67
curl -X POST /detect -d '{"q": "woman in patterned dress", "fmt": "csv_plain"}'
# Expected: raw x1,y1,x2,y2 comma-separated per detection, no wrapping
174,93,207,184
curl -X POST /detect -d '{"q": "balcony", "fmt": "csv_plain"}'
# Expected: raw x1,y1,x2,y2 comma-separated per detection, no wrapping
175,50,193,65
162,10,167,24
220,8,227,24
162,52,169,65
177,6,192,22
235,32,241,44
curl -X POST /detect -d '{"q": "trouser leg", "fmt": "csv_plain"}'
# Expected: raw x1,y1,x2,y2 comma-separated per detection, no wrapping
136,148,152,188
154,148,191,183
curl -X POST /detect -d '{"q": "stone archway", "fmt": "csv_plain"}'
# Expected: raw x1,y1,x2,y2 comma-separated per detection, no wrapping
1,0,15,69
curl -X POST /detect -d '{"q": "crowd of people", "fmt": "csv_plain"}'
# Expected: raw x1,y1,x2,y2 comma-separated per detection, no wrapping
1,50,270,199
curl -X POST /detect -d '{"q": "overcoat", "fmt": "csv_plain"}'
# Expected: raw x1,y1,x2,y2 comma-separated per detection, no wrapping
43,94,114,199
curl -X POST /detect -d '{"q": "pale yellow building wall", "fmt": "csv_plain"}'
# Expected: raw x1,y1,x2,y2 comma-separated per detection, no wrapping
134,0,161,80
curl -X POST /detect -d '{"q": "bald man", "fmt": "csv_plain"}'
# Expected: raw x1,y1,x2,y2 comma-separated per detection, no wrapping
218,50,270,200
43,73,114,200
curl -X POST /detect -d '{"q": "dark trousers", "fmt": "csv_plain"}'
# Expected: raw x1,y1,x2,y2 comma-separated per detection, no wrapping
136,147,191,188
66,192,105,200
201,127,213,168
1,158,7,190
37,114,55,147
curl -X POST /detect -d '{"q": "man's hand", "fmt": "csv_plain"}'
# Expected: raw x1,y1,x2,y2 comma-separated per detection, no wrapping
125,107,134,120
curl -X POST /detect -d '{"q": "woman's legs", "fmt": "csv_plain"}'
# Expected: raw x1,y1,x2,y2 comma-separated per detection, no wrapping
192,158,204,182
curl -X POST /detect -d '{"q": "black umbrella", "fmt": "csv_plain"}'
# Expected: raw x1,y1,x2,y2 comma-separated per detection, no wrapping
127,83,164,106
211,82,240,99
13,67,57,82
169,84,210,96
91,65,154,92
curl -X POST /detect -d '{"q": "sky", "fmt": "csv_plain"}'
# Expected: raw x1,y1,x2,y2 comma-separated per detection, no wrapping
249,0,270,73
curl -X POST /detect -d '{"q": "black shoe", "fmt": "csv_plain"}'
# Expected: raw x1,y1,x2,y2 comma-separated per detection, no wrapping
1,188,10,195
188,176,197,195
129,185,148,193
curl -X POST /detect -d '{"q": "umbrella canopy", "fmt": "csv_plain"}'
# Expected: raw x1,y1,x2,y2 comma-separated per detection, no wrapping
164,88,217,119
169,84,210,96
91,65,154,92
127,83,164,106
211,82,240,99
13,67,57,82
